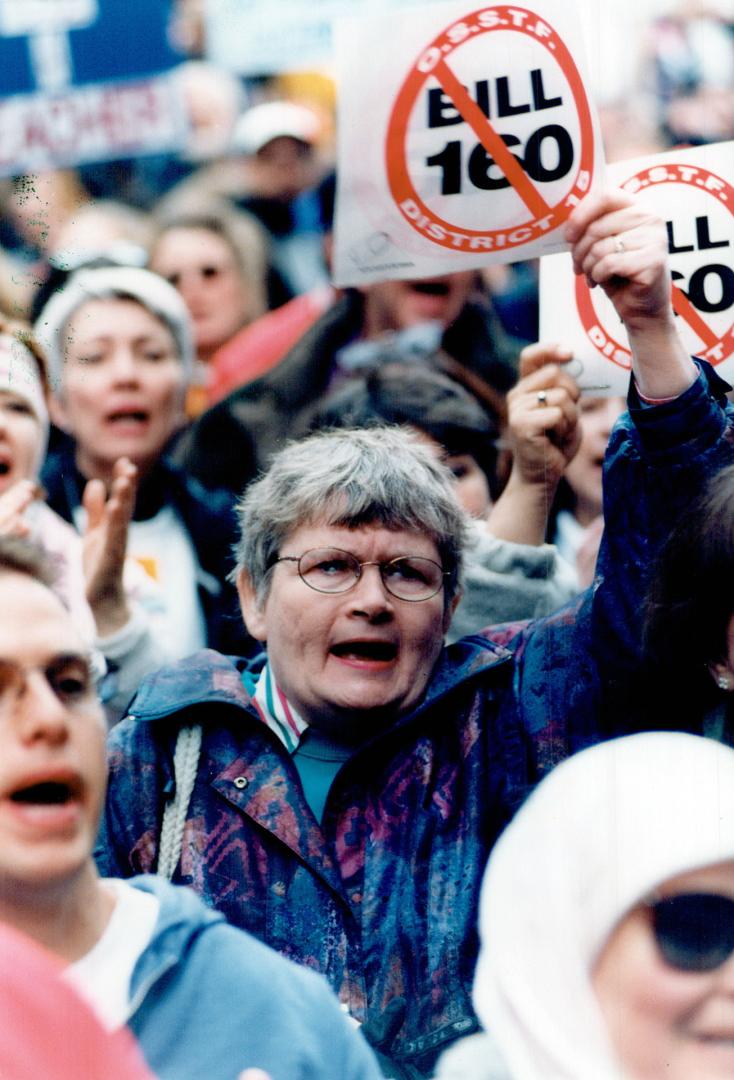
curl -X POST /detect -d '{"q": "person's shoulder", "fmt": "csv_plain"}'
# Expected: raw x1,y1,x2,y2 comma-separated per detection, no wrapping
158,454,234,520
114,649,253,729
143,878,371,1051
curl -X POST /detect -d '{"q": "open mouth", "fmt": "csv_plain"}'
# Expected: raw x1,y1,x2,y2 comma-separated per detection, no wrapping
107,410,149,425
10,780,77,806
409,281,451,297
331,641,398,662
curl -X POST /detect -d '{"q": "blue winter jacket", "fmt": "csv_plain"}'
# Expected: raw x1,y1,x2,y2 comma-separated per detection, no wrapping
97,364,734,1079
124,875,382,1080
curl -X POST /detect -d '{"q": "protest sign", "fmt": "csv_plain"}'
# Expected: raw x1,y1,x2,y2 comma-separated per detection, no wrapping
332,0,604,287
540,142,734,394
0,0,186,174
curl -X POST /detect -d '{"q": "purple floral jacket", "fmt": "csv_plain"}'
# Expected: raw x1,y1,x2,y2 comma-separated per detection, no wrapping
97,364,734,1079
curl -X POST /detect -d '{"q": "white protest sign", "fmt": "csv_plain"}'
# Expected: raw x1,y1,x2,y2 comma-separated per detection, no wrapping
332,0,604,287
540,142,734,394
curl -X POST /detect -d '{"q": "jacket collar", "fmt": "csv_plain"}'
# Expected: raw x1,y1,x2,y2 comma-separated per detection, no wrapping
127,636,513,726
125,875,224,1009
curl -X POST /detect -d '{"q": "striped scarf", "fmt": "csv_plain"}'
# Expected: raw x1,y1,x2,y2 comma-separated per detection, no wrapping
241,661,309,753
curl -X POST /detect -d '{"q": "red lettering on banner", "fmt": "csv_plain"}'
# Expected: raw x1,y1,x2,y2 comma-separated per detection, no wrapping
579,162,734,368
0,78,181,175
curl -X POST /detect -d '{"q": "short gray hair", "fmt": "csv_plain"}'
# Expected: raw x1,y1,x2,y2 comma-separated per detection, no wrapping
233,426,470,606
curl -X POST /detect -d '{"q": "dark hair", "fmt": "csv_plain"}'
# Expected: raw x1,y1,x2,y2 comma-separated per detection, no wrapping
0,536,57,589
305,364,500,494
642,462,734,719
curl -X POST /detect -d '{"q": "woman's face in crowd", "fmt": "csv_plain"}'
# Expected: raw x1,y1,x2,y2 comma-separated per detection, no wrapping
564,396,625,525
413,431,491,519
442,452,491,519
593,860,734,1079
150,227,251,360
54,299,184,481
364,272,476,334
0,390,41,493
238,522,456,738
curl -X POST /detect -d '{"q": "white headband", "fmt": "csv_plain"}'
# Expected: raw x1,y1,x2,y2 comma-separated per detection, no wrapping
33,265,195,394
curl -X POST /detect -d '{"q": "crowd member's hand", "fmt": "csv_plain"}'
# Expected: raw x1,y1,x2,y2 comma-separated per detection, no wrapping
485,346,580,546
565,189,696,399
83,457,136,638
508,345,581,486
0,479,37,539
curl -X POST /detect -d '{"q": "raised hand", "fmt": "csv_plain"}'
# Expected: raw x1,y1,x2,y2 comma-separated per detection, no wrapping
565,189,696,399
508,343,582,486
82,457,137,638
0,479,37,539
485,345,580,546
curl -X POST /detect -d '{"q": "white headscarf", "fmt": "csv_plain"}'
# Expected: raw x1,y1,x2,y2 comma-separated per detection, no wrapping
33,265,194,394
0,332,49,476
473,732,734,1079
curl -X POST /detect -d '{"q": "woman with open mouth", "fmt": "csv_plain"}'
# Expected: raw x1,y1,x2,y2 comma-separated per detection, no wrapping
33,264,251,715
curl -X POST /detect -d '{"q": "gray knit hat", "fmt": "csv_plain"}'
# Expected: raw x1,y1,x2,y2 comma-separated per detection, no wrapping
33,265,195,393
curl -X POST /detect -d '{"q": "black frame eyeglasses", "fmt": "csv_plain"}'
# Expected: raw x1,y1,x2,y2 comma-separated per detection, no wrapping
271,547,450,602
645,892,734,972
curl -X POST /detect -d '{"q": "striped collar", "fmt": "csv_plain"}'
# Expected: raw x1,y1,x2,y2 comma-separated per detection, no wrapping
241,661,309,753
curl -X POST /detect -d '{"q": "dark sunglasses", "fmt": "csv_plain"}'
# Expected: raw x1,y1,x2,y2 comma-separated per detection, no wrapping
646,892,734,972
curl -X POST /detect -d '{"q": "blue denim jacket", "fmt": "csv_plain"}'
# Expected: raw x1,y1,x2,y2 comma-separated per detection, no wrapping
97,364,734,1079
125,875,382,1080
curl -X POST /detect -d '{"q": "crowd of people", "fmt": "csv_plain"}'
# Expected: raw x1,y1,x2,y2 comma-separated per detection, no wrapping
1,2,734,1078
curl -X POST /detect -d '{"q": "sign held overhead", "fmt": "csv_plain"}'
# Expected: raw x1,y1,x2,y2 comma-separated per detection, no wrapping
333,0,604,286
540,142,734,394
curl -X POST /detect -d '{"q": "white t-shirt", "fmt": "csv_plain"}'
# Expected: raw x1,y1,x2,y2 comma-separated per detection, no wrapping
126,506,208,659
74,501,208,662
64,880,159,1031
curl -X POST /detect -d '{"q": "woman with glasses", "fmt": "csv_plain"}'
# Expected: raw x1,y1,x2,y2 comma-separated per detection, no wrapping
437,731,734,1079
97,190,734,1079
148,203,268,417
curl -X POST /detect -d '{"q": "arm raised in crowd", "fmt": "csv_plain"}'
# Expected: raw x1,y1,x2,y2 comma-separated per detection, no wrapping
486,345,580,547
565,188,697,399
508,190,734,761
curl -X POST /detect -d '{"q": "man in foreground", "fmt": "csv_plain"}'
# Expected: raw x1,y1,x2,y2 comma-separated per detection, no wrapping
0,538,380,1080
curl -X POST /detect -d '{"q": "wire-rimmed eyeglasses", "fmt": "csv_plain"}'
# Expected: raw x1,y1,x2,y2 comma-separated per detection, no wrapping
0,651,105,720
271,547,449,602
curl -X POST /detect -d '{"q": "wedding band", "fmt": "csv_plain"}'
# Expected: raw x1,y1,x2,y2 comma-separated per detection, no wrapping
613,235,625,254
536,390,548,405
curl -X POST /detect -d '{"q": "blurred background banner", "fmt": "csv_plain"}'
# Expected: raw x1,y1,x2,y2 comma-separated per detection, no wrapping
205,0,437,76
0,0,187,174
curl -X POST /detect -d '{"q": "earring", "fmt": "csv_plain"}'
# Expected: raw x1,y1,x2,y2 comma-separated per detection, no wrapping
718,675,732,691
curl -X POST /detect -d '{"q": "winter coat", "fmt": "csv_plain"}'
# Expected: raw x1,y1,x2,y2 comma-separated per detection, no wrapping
97,364,734,1078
